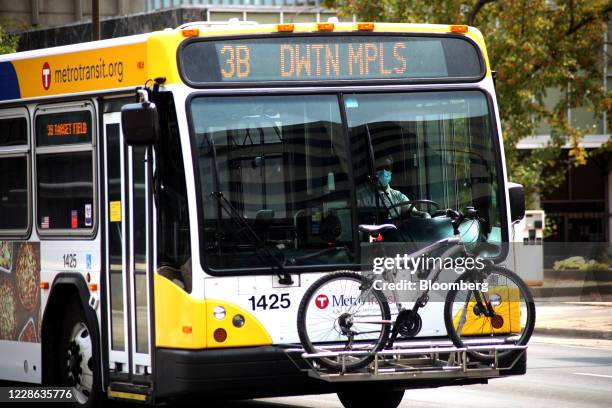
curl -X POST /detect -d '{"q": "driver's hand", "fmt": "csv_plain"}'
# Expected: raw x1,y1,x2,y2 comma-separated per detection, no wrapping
399,205,411,219
416,210,431,219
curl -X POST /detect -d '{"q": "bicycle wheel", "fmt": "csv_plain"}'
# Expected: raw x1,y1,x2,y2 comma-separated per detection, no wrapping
444,265,535,364
297,271,391,371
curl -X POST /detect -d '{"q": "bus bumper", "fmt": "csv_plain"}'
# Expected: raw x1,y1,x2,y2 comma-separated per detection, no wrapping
155,346,335,400
154,346,526,401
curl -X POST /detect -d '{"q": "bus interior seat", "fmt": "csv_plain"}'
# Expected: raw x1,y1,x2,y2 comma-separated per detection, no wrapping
294,209,343,248
253,209,274,237
157,258,192,292
319,213,342,243
157,263,185,290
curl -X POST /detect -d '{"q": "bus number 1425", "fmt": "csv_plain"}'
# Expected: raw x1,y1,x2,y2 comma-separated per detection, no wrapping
248,294,290,310
62,253,77,269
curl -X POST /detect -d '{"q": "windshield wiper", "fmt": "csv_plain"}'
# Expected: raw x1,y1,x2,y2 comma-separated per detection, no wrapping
211,192,293,284
206,135,293,285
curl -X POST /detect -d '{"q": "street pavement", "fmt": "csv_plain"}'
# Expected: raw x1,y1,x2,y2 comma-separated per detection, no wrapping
101,298,612,408
7,295,611,408
535,302,612,339
155,298,610,408
251,336,612,408
532,276,612,339
115,335,612,408
4,321,605,408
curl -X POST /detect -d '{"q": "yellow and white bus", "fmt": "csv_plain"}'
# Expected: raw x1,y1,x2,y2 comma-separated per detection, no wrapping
0,20,527,407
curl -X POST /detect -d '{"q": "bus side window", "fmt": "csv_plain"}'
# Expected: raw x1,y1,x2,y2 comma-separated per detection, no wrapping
35,107,95,234
0,115,29,235
156,95,192,292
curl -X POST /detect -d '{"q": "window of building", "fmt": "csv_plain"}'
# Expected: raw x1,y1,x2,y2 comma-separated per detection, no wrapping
0,114,29,235
35,106,95,234
571,106,604,134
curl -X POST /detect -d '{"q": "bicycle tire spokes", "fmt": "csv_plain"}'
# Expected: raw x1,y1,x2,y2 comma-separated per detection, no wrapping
303,277,387,344
297,272,391,372
454,289,473,336
444,266,535,364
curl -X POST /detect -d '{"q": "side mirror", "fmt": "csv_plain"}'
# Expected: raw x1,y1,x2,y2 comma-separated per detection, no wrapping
508,182,525,223
121,101,159,145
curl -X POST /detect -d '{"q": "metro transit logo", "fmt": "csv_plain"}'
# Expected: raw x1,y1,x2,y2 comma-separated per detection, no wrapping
315,294,370,309
315,294,329,309
42,62,51,90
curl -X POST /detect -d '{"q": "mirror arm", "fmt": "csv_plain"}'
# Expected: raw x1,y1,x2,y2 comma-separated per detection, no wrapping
137,88,150,103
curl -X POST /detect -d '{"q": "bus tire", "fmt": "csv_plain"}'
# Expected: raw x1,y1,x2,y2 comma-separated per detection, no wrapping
337,387,404,408
57,297,101,407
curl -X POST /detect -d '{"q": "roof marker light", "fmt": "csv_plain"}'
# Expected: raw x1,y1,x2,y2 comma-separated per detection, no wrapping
277,23,295,32
318,22,334,31
450,25,469,33
181,28,200,37
357,22,375,31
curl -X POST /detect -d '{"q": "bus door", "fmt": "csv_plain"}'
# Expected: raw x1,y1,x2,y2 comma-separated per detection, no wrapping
103,108,153,379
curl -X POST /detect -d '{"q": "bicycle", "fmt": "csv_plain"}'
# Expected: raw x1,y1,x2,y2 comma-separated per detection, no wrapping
296,206,535,372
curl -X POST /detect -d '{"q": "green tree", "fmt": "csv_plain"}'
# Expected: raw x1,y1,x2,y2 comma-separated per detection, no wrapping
325,0,612,206
0,24,17,54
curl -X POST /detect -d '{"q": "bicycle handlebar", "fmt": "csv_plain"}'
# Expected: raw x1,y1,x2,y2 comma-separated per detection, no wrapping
445,206,479,235
361,205,481,238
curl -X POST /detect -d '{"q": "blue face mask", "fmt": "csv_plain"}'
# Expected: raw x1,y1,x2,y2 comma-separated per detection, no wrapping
377,169,392,188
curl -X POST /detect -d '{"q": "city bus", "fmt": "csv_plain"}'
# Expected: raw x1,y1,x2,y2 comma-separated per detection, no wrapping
0,20,527,407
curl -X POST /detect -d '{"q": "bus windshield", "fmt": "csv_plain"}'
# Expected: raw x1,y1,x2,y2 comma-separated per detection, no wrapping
191,90,503,273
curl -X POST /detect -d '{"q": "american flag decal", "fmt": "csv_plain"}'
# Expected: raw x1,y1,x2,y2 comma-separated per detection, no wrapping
41,216,49,229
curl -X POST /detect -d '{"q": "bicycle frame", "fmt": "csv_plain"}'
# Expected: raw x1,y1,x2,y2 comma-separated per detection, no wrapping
357,221,496,347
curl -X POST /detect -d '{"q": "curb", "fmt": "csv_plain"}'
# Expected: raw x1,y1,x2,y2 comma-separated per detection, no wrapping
534,326,612,340
532,284,612,298
544,269,612,282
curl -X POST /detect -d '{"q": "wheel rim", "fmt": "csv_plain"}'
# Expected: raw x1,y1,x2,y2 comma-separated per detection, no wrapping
303,276,387,368
65,322,94,405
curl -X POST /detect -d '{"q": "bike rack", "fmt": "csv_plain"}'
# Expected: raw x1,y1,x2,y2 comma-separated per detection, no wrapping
284,338,527,383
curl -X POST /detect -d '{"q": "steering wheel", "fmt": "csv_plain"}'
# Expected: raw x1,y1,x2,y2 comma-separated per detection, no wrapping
387,199,441,217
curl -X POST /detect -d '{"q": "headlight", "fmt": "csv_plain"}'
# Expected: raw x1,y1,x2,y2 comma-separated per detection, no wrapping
232,314,245,328
213,305,226,320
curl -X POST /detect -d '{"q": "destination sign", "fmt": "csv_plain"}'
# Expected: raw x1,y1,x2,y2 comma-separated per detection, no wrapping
36,110,92,146
181,35,482,84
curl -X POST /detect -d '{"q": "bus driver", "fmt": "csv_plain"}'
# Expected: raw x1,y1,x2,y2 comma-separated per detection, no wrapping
357,157,430,219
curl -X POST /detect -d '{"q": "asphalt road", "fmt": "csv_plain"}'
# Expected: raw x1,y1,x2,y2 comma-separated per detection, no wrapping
170,335,612,408
3,335,610,408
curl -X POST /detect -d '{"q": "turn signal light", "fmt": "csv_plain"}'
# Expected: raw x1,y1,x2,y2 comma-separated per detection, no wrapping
40,282,49,290
317,22,334,31
357,22,375,31
213,328,227,342
450,25,468,33
88,283,98,292
181,28,200,37
182,326,192,334
277,23,295,32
